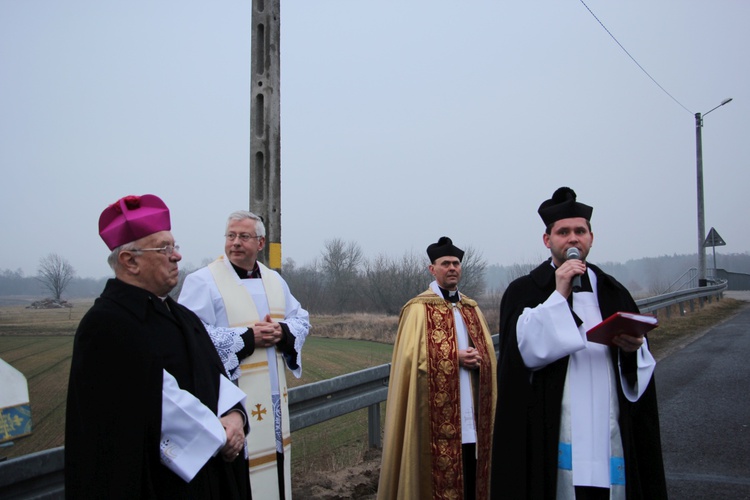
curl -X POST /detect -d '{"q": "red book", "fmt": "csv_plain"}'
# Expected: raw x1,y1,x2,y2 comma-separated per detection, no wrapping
586,311,659,347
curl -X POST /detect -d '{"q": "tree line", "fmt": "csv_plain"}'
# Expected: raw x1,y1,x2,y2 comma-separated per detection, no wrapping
277,238,490,316
3,246,750,314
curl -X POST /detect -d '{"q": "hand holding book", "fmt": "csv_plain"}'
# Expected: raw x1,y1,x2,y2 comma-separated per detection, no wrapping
586,311,658,347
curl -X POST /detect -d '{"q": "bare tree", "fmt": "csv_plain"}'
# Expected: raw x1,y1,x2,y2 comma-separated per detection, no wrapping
281,258,327,313
364,251,431,315
646,261,669,296
321,239,364,312
505,261,539,287
477,286,503,333
458,246,487,298
37,253,76,300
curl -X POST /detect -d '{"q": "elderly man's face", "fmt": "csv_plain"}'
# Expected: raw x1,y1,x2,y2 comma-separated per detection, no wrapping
131,230,182,296
225,218,265,271
429,256,462,291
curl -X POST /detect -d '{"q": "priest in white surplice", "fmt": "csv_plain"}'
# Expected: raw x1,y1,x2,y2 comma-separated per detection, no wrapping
179,210,310,500
491,188,667,500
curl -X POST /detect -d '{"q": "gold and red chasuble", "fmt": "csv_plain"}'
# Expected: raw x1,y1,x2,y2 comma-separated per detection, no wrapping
425,300,495,500
378,290,497,500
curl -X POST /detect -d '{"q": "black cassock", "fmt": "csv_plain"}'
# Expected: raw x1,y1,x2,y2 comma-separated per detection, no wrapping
65,278,251,499
491,260,667,500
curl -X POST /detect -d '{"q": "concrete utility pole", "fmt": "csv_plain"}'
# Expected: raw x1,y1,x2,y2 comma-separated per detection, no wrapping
695,111,706,285
249,0,282,270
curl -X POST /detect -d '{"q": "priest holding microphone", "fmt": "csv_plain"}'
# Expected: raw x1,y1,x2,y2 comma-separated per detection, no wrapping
491,187,667,500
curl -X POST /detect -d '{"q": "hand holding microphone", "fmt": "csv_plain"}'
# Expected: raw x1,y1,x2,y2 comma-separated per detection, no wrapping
566,247,583,293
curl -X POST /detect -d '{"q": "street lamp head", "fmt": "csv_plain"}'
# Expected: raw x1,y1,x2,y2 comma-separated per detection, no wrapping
703,97,734,117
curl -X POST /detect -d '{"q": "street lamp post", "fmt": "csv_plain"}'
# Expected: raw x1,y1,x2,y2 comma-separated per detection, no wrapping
695,97,732,285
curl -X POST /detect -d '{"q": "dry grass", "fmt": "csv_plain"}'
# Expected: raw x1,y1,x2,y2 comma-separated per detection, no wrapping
0,299,93,336
311,313,399,344
645,296,746,359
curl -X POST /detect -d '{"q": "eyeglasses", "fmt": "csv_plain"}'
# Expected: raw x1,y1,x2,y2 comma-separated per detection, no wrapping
225,233,262,242
133,245,180,255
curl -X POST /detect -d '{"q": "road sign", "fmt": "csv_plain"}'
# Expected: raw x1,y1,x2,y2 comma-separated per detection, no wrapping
703,227,726,248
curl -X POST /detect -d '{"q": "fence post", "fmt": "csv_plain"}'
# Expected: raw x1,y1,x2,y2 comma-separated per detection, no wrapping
368,403,382,448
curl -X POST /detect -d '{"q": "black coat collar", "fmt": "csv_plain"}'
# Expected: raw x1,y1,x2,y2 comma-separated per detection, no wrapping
100,278,181,324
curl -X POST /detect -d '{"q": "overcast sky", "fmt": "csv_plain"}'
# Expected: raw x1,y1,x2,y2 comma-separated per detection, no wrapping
2,1,748,279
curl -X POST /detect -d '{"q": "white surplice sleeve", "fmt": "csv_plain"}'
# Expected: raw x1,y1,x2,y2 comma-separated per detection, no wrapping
618,337,656,402
160,370,226,482
517,290,586,371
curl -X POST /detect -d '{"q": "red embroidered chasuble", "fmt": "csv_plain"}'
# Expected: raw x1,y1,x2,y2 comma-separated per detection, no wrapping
425,300,495,500
378,290,497,500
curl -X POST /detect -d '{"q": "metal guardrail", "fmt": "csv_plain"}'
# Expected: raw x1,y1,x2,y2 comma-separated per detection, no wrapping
663,266,699,292
0,446,64,499
290,334,501,445
289,363,390,446
0,282,728,498
636,280,727,314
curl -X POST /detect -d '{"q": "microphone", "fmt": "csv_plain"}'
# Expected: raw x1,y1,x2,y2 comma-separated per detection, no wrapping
566,247,582,292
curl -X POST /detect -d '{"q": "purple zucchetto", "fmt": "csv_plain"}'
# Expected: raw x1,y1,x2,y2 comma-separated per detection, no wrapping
426,236,464,263
537,187,593,227
98,194,171,250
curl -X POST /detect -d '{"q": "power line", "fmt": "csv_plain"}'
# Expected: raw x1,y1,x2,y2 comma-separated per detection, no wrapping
578,0,693,115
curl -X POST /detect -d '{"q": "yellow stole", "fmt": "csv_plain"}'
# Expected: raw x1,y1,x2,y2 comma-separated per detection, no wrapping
207,256,292,499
